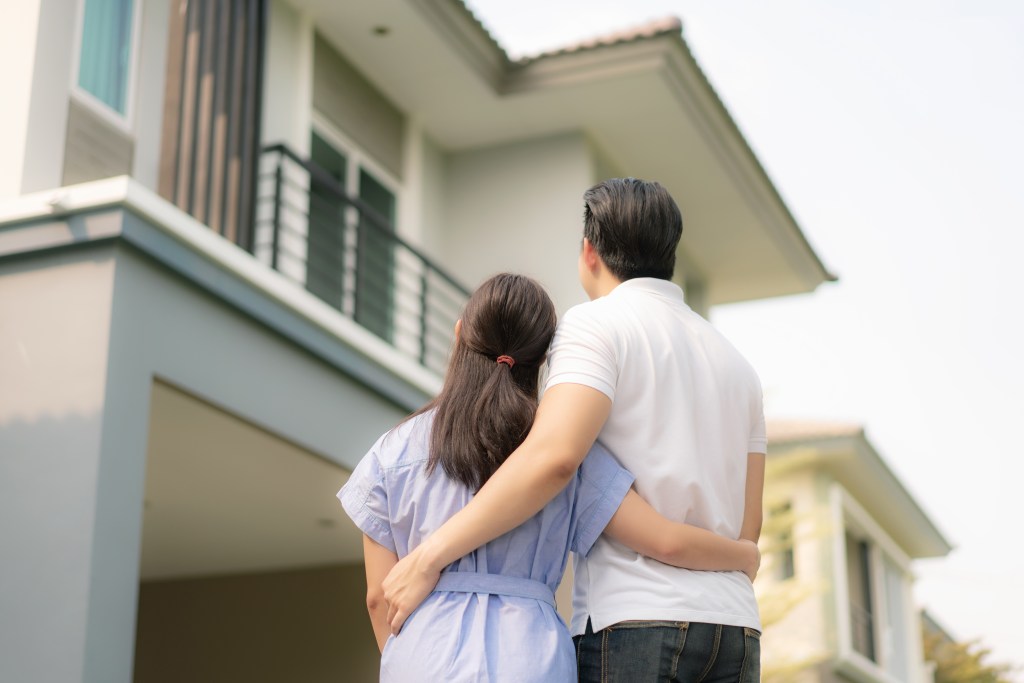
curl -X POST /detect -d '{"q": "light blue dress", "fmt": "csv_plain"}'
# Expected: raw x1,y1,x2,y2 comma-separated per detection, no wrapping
339,410,634,682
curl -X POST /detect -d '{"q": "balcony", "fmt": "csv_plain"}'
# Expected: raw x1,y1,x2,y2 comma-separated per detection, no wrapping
254,144,469,375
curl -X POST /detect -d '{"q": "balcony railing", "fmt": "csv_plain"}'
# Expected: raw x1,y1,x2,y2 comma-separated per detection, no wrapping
254,143,469,375
850,602,876,661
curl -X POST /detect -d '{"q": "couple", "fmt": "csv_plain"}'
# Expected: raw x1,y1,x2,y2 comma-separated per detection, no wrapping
339,178,766,682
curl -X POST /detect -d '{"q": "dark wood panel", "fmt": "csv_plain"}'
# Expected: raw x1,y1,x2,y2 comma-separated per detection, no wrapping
158,0,266,247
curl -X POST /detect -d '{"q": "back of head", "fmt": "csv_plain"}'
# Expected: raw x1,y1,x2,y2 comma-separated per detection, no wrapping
583,177,683,281
427,273,558,490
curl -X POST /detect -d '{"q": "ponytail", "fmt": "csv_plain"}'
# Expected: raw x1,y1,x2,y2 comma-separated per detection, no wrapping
413,274,557,491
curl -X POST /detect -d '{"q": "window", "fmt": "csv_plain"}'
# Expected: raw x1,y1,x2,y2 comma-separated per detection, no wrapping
355,168,396,342
834,486,915,682
308,125,398,343
77,0,136,116
881,556,910,680
845,533,876,661
770,501,796,581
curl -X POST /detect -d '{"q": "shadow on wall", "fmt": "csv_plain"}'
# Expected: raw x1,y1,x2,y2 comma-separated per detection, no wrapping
134,563,379,683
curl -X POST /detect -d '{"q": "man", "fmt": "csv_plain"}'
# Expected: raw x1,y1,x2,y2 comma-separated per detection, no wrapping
383,178,766,681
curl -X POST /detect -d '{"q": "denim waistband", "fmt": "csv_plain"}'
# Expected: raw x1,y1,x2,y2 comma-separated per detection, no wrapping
434,572,556,609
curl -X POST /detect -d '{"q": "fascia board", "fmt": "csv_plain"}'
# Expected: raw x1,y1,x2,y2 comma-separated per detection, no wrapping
656,41,837,296
848,436,953,558
409,0,510,91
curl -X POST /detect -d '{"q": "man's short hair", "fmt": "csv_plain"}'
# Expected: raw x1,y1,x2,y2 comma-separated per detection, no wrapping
582,177,683,281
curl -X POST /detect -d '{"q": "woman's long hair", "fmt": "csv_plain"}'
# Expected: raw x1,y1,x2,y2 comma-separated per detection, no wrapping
416,273,557,491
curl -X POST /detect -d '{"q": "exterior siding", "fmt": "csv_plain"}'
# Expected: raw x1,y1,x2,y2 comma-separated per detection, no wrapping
312,33,405,180
63,96,135,185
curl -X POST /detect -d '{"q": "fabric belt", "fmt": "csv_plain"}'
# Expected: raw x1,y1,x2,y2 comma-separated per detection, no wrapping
434,572,557,609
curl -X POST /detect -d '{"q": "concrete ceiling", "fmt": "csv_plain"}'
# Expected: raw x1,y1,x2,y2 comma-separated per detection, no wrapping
140,381,364,581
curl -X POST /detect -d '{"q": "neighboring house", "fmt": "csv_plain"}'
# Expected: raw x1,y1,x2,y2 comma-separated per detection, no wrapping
760,422,952,683
0,1,834,682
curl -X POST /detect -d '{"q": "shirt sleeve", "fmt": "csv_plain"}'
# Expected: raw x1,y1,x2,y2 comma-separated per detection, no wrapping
545,303,618,401
570,442,635,557
748,378,767,455
338,446,396,553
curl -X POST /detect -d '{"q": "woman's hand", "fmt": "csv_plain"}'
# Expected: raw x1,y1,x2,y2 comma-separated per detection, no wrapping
381,544,442,634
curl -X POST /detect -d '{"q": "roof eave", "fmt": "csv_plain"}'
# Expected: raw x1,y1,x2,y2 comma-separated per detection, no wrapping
770,432,952,559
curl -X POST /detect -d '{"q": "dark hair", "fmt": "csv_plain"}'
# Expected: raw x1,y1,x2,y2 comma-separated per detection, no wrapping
414,273,558,491
582,177,683,281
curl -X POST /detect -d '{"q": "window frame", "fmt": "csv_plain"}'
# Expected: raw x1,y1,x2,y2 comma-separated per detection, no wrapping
310,111,403,220
69,0,143,132
308,111,405,342
768,499,797,582
830,484,916,683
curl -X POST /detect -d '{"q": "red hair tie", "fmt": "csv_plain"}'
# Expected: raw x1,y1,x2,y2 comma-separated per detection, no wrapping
496,355,515,368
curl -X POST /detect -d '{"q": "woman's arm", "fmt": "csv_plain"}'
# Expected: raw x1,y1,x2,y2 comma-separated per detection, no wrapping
603,490,760,580
362,535,400,651
740,452,766,542
382,384,611,632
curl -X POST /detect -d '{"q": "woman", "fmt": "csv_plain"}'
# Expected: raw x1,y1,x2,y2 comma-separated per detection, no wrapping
339,273,758,681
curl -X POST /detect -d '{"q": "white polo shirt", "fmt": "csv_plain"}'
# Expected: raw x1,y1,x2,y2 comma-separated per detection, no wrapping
546,278,766,634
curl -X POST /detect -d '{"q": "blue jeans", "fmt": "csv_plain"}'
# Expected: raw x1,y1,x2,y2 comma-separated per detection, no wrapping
574,619,760,682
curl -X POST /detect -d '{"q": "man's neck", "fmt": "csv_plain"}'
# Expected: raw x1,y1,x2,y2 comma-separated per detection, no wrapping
588,274,623,300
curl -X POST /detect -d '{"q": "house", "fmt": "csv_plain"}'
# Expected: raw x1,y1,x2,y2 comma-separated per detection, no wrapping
0,0,833,681
759,422,952,683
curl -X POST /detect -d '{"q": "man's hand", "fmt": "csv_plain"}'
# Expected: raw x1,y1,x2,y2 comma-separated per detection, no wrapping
740,539,761,582
381,544,441,634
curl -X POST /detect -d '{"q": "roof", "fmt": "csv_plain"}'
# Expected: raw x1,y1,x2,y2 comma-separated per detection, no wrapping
766,419,952,559
516,17,684,62
768,419,863,444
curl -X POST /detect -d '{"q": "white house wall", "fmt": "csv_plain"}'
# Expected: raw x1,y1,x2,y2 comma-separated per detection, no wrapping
441,131,594,314
760,468,834,678
130,0,172,190
0,0,76,197
263,0,313,156
0,0,43,197
0,0,169,197
400,123,447,253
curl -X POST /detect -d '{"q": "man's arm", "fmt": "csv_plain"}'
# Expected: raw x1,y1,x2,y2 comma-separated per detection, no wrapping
382,383,612,632
362,535,399,651
740,452,766,542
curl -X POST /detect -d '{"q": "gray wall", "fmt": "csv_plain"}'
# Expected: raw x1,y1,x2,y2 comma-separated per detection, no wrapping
0,225,411,681
0,246,120,683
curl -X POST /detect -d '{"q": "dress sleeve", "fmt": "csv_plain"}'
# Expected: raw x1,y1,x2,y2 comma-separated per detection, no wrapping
545,303,618,401
570,442,635,557
338,446,396,553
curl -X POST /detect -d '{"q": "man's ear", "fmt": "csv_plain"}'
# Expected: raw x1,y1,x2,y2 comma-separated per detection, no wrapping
581,238,601,274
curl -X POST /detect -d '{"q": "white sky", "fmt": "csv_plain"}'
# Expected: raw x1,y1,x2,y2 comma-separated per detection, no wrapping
466,0,1024,673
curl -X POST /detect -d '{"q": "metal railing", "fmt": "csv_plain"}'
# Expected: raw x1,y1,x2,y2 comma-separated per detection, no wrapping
254,143,469,374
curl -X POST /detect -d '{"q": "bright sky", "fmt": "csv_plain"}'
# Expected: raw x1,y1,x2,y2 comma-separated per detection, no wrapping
466,0,1024,673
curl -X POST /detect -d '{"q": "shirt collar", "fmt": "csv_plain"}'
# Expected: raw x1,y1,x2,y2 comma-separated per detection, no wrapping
608,277,685,301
